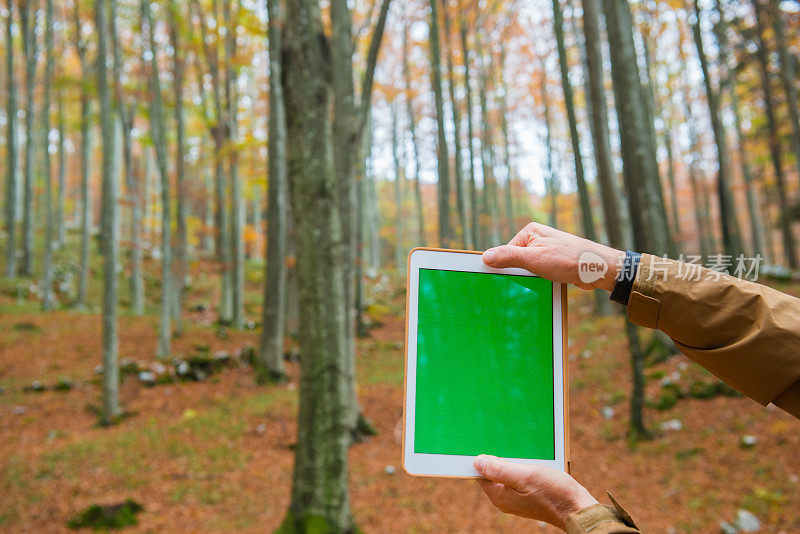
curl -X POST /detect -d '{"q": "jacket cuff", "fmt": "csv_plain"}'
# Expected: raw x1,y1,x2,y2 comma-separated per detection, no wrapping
773,379,800,419
626,253,662,329
565,495,639,533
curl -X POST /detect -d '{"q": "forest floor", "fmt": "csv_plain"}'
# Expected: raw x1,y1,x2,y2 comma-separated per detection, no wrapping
2,241,800,533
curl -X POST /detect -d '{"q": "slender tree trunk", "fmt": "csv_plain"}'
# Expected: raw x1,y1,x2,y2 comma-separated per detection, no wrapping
96,0,120,425
143,0,173,358
460,22,479,249
428,0,452,247
5,0,18,277
19,0,37,277
498,41,514,240
403,23,425,247
753,0,798,268
280,0,352,528
168,0,188,331
256,0,289,384
769,0,800,186
392,102,404,273
478,38,499,247
74,16,92,307
443,7,468,248
538,59,558,228
203,144,215,254
691,0,744,258
223,0,244,329
713,0,763,258
40,0,54,310
56,85,66,249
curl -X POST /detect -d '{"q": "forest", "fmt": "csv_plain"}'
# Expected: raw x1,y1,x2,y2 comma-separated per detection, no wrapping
1,0,800,531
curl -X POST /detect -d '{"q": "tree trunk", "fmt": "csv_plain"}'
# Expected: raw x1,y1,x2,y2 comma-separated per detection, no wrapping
280,0,352,528
443,7,468,248
19,0,37,277
769,0,800,187
256,0,289,384
580,0,624,248
538,58,558,228
753,0,798,268
223,0,244,330
477,37,500,247
40,0,55,311
56,85,66,250
96,0,120,425
168,0,188,331
428,0,452,247
74,5,92,307
143,0,173,358
5,0,17,277
691,0,745,258
498,41,514,240
391,102,405,273
602,0,673,256
713,0,763,258
403,23,425,247
460,22,479,249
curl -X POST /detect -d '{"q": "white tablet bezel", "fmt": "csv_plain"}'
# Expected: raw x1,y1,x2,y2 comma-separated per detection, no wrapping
402,248,568,478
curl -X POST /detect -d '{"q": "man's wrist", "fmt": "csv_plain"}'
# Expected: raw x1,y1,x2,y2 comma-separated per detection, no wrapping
593,248,626,293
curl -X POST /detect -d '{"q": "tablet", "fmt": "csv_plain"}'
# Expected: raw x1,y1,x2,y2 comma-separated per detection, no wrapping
402,248,568,478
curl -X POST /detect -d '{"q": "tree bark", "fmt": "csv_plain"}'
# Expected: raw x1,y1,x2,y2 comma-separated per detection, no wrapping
5,0,17,277
56,84,66,250
19,0,37,277
391,102,405,273
753,0,798,268
538,57,558,228
443,6,468,248
40,0,54,311
403,22,426,247
143,0,173,358
428,0,452,247
280,0,353,528
168,0,188,330
498,41,514,240
256,0,289,384
477,36,499,247
580,0,624,248
73,2,92,307
769,0,800,187
460,21,479,249
96,0,120,425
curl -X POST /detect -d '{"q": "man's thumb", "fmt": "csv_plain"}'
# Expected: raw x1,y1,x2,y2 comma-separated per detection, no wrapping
482,245,525,269
474,455,527,490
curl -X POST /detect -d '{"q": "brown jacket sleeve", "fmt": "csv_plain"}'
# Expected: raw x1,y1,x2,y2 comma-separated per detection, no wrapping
565,495,639,533
626,253,800,419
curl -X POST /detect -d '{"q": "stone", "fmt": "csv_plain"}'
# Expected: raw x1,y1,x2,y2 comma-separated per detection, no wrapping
12,406,27,415
740,435,757,448
138,371,156,386
660,419,683,431
734,509,760,532
384,465,397,475
602,406,615,419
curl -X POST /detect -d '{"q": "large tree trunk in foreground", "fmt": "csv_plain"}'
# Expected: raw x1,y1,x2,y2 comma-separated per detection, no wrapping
5,0,18,277
256,0,289,384
96,0,120,425
769,0,800,187
603,0,672,257
279,0,352,529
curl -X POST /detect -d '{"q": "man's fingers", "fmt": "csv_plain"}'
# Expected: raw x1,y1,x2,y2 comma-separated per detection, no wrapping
482,245,533,270
474,455,529,491
476,479,512,514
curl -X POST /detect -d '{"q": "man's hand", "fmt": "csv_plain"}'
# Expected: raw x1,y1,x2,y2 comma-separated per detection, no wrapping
474,455,598,530
482,222,625,292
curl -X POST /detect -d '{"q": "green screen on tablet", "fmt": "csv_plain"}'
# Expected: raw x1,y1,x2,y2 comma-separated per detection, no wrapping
414,268,555,460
